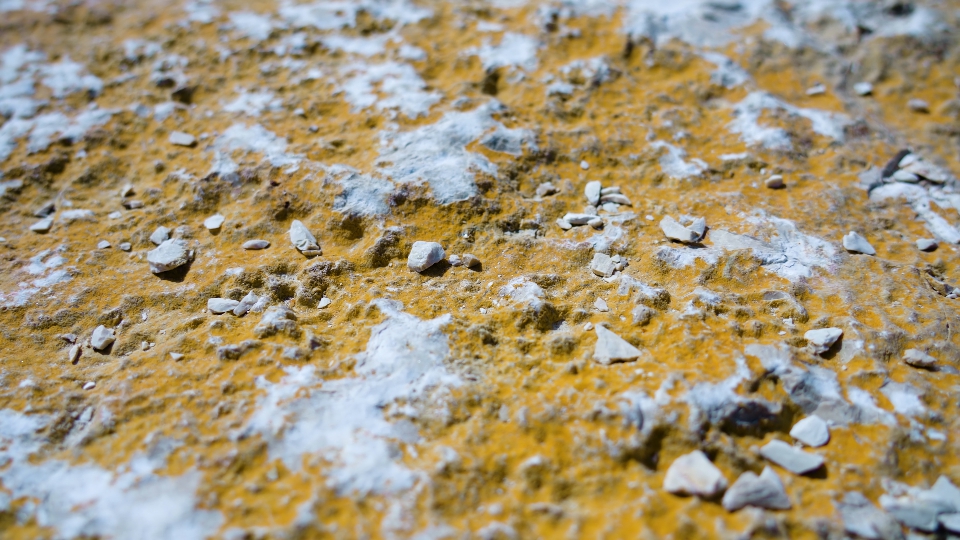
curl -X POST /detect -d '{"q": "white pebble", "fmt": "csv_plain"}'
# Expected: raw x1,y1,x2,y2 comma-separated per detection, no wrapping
149,226,171,245
119,242,132,252
317,297,332,309
765,175,784,189
660,216,703,243
584,180,601,206
903,348,937,368
805,83,826,96
790,415,830,447
90,325,115,351
68,345,81,364
147,239,193,273
594,298,609,312
556,218,572,230
289,220,320,253
169,131,196,146
204,214,225,230
916,238,938,252
593,325,641,364
663,450,727,497
233,292,259,316
97,240,111,249
842,231,875,255
463,254,481,268
853,82,873,96
580,160,590,170
208,298,240,314
407,241,445,272
908,98,930,113
243,240,270,250
590,253,616,278
82,381,96,390
449,255,463,267
170,352,185,361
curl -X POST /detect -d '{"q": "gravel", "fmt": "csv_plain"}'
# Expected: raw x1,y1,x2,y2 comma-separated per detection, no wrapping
759,439,824,475
663,450,727,498
407,241,445,272
90,325,115,351
242,240,270,250
208,298,240,314
721,467,791,512
593,325,642,365
789,415,830,447
147,239,193,273
804,327,842,354
842,231,876,255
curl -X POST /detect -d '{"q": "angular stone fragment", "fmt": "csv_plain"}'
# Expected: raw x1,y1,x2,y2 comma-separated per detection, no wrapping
448,254,462,267
149,226,171,245
233,292,258,316
90,325,115,351
30,217,53,233
584,181,601,205
660,216,702,243
407,241,445,272
594,298,609,312
169,130,196,146
837,492,905,540
289,220,319,253
147,239,192,273
204,214,225,230
317,297,331,309
916,238,938,252
242,240,270,250
462,254,481,268
804,327,842,354
790,415,830,447
97,240,110,249
593,325,641,365
843,231,875,255
902,348,936,368
535,182,557,197
941,514,960,534
759,439,824,475
119,242,131,252
722,467,791,512
590,253,616,278
663,450,727,498
207,298,240,314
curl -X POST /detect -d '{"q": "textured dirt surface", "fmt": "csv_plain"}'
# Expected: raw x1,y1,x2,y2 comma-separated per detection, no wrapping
1,0,960,538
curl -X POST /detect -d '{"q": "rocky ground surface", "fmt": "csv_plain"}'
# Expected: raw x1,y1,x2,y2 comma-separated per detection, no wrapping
1,0,960,538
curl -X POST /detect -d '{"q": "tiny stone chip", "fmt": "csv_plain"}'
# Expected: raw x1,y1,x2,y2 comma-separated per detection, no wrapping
916,238,938,252
149,226,171,245
804,327,843,355
407,241,445,272
30,217,53,233
204,214,225,230
790,416,830,447
584,180,601,206
759,439,824,475
169,130,197,146
842,232,875,255
208,298,240,314
243,240,270,250
463,254,481,267
593,325,642,365
663,450,727,498
289,220,320,253
902,348,937,368
90,325,115,351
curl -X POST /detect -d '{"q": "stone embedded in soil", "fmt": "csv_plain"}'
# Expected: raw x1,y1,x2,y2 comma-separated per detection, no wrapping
90,325,115,351
660,216,702,243
908,98,930,113
632,305,654,325
916,239,938,252
289,220,320,253
759,440,824,475
590,253,616,278
853,82,874,96
449,255,462,267
804,327,843,354
765,175,785,189
169,130,196,146
317,297,332,309
254,306,299,338
149,226,171,245
806,83,826,96
82,381,96,390
407,241,445,272
843,232,875,255
147,239,192,273
556,218,572,230
119,242,131,252
721,467,791,512
204,214,225,230
242,240,270,250
233,292,259,316
593,325,642,365
902,348,937,368
30,217,53,233
790,416,830,447
594,298,609,312
584,180,601,206
463,254,481,268
97,240,111,249
208,298,240,314
663,450,727,498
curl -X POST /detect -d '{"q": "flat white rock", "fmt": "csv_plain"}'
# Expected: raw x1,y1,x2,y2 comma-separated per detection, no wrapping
149,226,171,245
317,297,332,309
30,217,53,233
289,220,319,252
407,241,445,272
842,232,875,255
759,439,824,475
804,327,842,354
853,82,873,96
902,348,937,368
208,298,240,314
233,292,259,316
660,216,701,243
593,325,641,365
147,239,192,273
169,131,196,146
97,240,111,249
90,325,115,351
204,214,225,230
594,298,609,312
448,255,463,267
663,450,727,497
590,253,616,278
790,415,830,447
722,467,791,512
584,180,601,206
563,213,595,225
